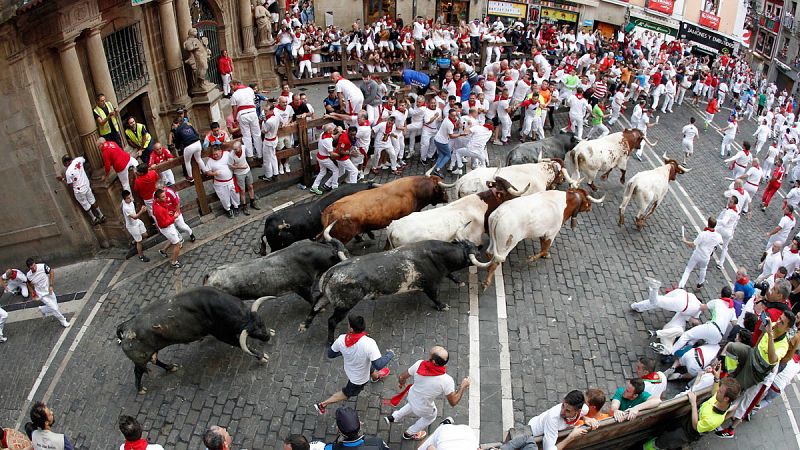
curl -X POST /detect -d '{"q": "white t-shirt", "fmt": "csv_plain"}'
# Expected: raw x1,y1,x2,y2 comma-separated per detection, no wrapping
330,334,382,385
335,78,364,104
229,150,250,176
417,424,478,450
642,372,667,400
122,200,139,228
693,229,723,260
65,156,91,193
1,269,27,283
782,247,800,274
206,152,234,182
230,86,256,117
26,263,52,297
682,124,698,142
435,118,458,144
406,360,455,413
774,215,796,245
706,298,736,335
527,403,576,450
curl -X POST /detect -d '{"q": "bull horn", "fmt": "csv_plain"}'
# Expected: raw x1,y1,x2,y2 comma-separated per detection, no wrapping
509,182,532,196
469,253,492,268
323,221,337,242
337,251,347,261
661,152,669,163
561,168,578,188
645,137,658,147
587,194,605,203
239,330,254,356
438,180,457,188
539,157,552,162
425,166,435,176
678,165,692,173
537,149,543,161
251,296,275,313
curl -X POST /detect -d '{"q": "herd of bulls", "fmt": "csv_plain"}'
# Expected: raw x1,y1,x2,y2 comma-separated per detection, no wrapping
116,128,692,393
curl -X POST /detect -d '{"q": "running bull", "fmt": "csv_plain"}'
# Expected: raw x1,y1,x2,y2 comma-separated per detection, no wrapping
504,131,580,166
439,161,575,199
471,188,604,288
206,224,347,304
299,240,484,344
568,129,655,191
386,177,529,248
619,153,691,230
258,182,376,254
321,175,449,244
116,287,275,394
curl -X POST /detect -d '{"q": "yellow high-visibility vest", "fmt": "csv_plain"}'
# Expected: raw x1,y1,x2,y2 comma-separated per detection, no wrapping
124,123,152,149
94,102,121,136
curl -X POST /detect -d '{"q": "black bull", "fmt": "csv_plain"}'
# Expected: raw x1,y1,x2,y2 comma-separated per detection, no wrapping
258,182,376,255
299,240,483,344
116,287,274,394
504,131,579,166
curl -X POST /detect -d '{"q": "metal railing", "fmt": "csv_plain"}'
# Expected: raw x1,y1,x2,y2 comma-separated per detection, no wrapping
103,23,150,101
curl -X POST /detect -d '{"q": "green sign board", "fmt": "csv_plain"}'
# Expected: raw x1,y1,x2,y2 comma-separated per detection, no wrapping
631,17,678,37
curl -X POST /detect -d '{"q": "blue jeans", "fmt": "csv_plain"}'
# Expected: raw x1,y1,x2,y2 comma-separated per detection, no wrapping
434,140,451,170
275,43,293,62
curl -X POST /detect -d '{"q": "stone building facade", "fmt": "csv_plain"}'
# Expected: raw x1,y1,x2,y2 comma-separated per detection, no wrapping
0,0,279,267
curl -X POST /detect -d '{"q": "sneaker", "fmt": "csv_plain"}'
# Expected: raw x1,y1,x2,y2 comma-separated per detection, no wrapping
233,207,240,216
716,262,722,269
314,403,327,415
440,416,454,425
0,336,7,343
715,428,735,438
138,255,151,262
402,431,427,441
226,209,234,219
284,162,291,172
452,169,463,175
372,367,390,382
62,320,71,328
190,234,196,243
696,283,704,290
635,153,643,161
159,249,168,258
309,187,324,195
186,176,194,183
650,342,666,353
667,372,682,381
322,185,333,192
647,330,657,338
644,277,661,290
663,367,675,378
384,415,395,424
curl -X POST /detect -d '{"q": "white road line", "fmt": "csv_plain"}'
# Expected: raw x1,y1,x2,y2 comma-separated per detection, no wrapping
781,388,800,447
468,265,481,441
493,264,515,435
14,259,114,429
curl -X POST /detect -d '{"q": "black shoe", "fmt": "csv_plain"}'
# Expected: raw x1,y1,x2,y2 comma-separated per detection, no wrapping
189,234,196,242
159,249,168,258
226,209,234,219
440,416,454,425
322,185,333,192
243,206,251,216
258,175,272,182
383,415,394,424
233,207,240,216
138,255,150,262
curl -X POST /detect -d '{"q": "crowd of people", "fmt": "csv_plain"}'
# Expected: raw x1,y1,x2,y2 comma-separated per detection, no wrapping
8,4,800,449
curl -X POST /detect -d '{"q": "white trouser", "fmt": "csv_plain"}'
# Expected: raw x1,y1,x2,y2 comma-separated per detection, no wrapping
718,92,726,105
366,105,381,125
718,228,734,263
569,113,584,140
213,180,240,211
454,147,488,168
677,87,688,105
116,158,139,192
313,158,339,189
174,214,192,236
763,160,775,179
532,116,545,140
585,123,609,140
672,322,725,353
679,253,710,288
391,403,439,435
374,143,398,170
734,368,778,420
183,141,206,179
499,114,512,140
0,306,6,336
238,111,263,158
521,113,536,136
222,73,232,95
299,60,312,77
721,135,736,157
754,139,767,155
262,141,279,178
420,129,437,161
682,138,694,156
609,105,621,125
37,293,68,326
406,123,422,155
4,279,28,297
651,93,661,110
347,41,361,57
631,287,694,313
337,159,359,184
661,95,674,112
159,169,175,186
678,347,716,377
392,134,406,160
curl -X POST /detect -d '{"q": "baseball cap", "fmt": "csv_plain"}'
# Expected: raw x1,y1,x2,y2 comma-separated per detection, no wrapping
335,407,360,435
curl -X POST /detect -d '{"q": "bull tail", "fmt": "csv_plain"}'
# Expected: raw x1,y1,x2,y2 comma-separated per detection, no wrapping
619,182,636,226
570,150,581,181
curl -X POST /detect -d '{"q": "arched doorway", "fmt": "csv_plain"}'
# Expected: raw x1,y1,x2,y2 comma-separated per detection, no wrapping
191,0,222,87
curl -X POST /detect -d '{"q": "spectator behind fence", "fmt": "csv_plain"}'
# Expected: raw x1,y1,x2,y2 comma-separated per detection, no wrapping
25,401,74,450
118,415,164,450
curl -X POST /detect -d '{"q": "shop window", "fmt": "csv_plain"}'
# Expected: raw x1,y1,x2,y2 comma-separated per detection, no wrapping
703,0,720,14
103,23,150,101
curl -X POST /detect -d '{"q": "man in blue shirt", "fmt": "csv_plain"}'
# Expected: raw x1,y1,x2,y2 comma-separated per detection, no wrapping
325,407,388,450
401,68,431,95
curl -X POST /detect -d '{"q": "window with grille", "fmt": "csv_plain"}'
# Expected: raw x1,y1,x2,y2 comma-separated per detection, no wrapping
103,23,150,101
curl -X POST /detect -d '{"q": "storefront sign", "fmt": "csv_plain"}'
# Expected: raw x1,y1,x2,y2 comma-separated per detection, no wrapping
487,1,528,19
541,7,578,23
583,19,594,27
679,21,739,55
630,16,678,37
646,0,675,15
699,11,720,30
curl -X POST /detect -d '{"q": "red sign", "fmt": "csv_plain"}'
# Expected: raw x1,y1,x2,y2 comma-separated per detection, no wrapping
699,11,721,30
743,29,751,45
647,0,675,14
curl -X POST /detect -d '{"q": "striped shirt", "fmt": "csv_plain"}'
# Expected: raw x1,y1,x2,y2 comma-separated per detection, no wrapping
592,80,608,99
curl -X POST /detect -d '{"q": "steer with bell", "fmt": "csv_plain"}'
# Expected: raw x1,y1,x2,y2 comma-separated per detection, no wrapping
472,188,604,288
569,129,655,191
505,131,580,166
440,161,574,199
299,240,484,344
618,153,691,230
116,287,275,394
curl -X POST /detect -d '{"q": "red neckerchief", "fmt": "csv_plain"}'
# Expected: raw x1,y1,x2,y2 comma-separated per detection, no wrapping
8,270,16,280
737,275,750,285
468,100,477,108
735,187,744,194
720,297,735,308
124,439,149,450
358,119,370,127
791,248,799,254
704,227,715,232
321,132,332,140
383,122,393,141
729,204,738,212
235,149,243,158
576,93,583,99
418,360,447,376
344,331,367,347
275,104,287,111
641,372,663,383
787,211,796,220
564,411,582,425
744,149,750,156
449,117,459,129
281,90,291,97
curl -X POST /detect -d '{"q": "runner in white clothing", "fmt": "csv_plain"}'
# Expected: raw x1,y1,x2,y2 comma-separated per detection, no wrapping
384,346,470,441
58,155,105,225
719,118,738,158
310,123,341,195
229,83,262,158
499,390,592,450
204,145,240,217
26,259,70,328
724,141,752,179
766,204,797,251
715,196,741,269
681,118,699,164
678,217,724,289
332,72,364,124
417,422,480,450
753,119,772,154
631,278,704,355
452,122,493,174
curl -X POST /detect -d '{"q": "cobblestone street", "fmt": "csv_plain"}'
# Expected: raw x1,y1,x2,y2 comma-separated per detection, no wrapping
2,98,800,450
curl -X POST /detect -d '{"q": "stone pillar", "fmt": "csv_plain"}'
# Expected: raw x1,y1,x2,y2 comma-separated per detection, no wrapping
59,40,102,171
240,0,256,54
86,27,117,106
175,0,192,43
158,0,191,105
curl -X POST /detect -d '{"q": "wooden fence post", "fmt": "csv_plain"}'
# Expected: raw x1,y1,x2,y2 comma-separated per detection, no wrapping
414,41,421,72
192,158,210,216
284,56,295,88
297,117,313,187
341,49,348,76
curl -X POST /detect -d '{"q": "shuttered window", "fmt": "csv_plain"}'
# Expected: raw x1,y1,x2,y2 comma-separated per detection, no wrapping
103,23,150,101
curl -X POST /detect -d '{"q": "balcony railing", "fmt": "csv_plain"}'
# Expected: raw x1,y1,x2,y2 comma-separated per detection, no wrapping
760,14,782,33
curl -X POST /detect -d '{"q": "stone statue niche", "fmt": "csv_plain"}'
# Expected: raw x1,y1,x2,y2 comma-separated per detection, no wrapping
254,0,274,47
184,27,215,92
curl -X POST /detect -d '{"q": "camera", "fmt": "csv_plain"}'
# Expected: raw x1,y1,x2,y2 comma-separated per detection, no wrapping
754,280,770,297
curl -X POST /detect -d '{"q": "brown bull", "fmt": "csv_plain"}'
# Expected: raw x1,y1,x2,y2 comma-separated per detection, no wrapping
322,175,449,243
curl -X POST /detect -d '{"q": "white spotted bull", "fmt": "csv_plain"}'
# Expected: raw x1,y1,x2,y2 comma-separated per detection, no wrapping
569,129,656,191
618,153,691,230
471,189,604,288
439,161,576,199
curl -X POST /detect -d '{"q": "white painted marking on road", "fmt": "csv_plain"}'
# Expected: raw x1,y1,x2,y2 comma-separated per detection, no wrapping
14,259,114,429
781,389,800,447
468,265,481,441
493,264,514,434
273,200,295,211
